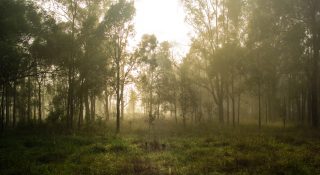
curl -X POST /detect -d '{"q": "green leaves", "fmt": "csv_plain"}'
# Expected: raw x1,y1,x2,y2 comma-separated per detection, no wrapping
103,0,135,35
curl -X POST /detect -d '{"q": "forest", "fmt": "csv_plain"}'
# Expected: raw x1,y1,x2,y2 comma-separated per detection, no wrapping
1,0,320,174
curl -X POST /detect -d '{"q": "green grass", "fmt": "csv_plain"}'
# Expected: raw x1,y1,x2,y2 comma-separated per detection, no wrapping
1,120,320,175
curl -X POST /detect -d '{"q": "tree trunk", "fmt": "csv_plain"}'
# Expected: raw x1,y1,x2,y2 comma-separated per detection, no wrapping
182,112,186,128
67,0,77,130
120,65,125,121
218,76,224,123
84,89,90,123
307,89,312,125
226,91,230,125
70,77,74,128
109,95,113,118
116,41,121,134
231,74,235,128
283,98,287,129
13,81,17,127
132,98,135,118
1,84,5,131
301,89,306,125
5,83,10,127
121,93,124,120
311,5,319,128
237,93,240,125
105,92,109,121
258,81,261,130
27,77,31,123
298,91,303,123
157,100,160,119
218,99,224,123
67,69,71,127
265,98,268,125
38,81,42,123
33,102,36,122
149,71,153,126
90,95,96,121
78,91,83,129
174,103,177,124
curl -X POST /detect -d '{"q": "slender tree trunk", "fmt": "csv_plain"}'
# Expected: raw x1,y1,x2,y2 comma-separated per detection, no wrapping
78,90,83,129
232,95,235,127
218,76,224,123
90,95,95,121
218,100,224,123
5,83,10,127
215,0,219,42
265,98,268,125
311,5,319,128
307,89,312,125
67,0,77,130
120,65,125,121
237,93,240,125
93,97,95,121
144,102,146,116
1,84,5,131
258,81,261,130
149,71,153,126
105,92,109,121
109,95,113,119
84,89,90,123
301,89,306,125
231,74,235,128
182,112,186,128
116,41,121,134
90,95,94,121
116,77,120,133
174,103,177,124
13,81,17,127
226,91,230,125
70,70,75,129
218,78,224,124
174,91,177,124
27,77,31,123
67,69,71,127
199,105,203,123
132,100,135,118
121,93,124,120
289,96,292,121
283,98,287,129
38,81,42,123
191,107,195,123
33,102,36,122
157,100,160,119
298,91,303,123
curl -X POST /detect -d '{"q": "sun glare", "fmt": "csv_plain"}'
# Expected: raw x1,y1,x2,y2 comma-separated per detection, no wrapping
132,0,192,57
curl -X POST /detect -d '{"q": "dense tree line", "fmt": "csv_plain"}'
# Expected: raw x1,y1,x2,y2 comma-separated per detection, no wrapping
0,0,320,134
0,0,135,133
181,0,320,128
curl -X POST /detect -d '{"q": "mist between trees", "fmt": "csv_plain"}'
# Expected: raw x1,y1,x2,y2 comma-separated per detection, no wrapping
1,0,320,133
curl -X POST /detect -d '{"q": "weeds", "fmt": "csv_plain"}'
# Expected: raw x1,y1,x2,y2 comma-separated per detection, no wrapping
1,122,320,174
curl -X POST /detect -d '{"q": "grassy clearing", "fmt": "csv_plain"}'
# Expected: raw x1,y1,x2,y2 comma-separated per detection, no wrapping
1,120,320,175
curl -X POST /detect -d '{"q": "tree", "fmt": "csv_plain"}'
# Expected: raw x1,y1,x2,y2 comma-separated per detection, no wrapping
136,34,158,127
102,0,135,133
0,0,56,129
183,0,245,124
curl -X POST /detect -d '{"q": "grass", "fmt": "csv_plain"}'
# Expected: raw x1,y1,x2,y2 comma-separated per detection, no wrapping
0,119,320,175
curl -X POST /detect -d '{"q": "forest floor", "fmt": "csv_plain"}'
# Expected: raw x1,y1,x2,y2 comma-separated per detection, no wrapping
1,120,320,175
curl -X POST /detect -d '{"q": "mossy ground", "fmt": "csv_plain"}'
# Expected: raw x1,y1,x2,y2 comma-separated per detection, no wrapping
1,120,320,175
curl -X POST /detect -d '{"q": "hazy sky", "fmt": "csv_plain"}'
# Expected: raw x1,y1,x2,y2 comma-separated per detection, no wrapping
132,0,192,57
